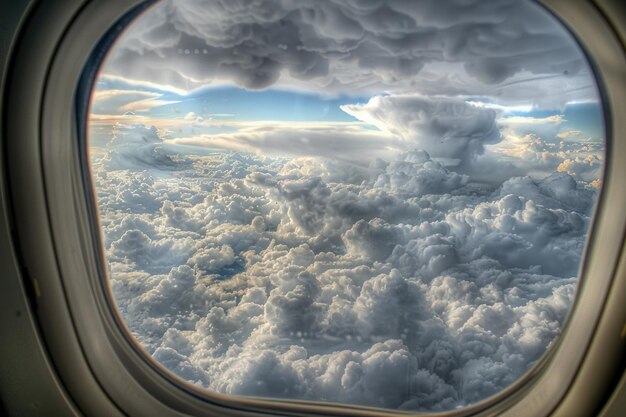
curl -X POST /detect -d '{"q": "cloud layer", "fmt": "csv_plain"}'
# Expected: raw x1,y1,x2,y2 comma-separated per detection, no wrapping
100,0,594,105
91,123,599,411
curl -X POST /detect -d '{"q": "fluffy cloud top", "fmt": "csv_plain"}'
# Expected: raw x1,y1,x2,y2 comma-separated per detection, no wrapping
100,0,593,105
343,96,501,165
91,123,599,411
101,123,189,170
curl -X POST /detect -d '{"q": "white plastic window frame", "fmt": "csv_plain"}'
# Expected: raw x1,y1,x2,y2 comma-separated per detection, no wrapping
3,0,626,416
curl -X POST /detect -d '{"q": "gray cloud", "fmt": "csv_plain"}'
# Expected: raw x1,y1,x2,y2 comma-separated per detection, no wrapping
101,0,593,104
372,149,469,194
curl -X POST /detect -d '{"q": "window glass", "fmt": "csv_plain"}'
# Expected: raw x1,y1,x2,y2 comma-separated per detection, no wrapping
88,0,604,412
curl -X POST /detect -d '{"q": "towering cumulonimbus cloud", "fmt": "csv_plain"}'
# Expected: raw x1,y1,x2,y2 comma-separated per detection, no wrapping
170,95,503,170
102,123,186,170
101,0,593,105
342,96,502,165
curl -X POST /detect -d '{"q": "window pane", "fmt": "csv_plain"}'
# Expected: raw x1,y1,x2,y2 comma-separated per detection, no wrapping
88,0,604,412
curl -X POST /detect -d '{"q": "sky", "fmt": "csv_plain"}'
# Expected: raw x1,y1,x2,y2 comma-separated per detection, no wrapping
88,0,605,412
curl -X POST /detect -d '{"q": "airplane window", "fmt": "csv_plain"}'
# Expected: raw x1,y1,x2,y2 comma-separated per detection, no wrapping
87,0,605,412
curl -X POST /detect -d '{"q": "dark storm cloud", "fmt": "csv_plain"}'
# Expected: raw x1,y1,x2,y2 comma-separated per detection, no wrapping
101,0,591,102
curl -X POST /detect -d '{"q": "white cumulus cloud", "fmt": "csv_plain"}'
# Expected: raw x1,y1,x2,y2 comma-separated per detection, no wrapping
91,123,599,411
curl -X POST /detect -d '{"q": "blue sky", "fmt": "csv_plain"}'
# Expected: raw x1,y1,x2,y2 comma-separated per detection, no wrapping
167,87,372,122
90,79,605,151
94,75,604,131
94,76,372,122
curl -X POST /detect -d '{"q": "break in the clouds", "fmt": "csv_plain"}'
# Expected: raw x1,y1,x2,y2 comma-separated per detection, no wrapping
88,0,606,413
99,0,595,106
168,94,504,167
